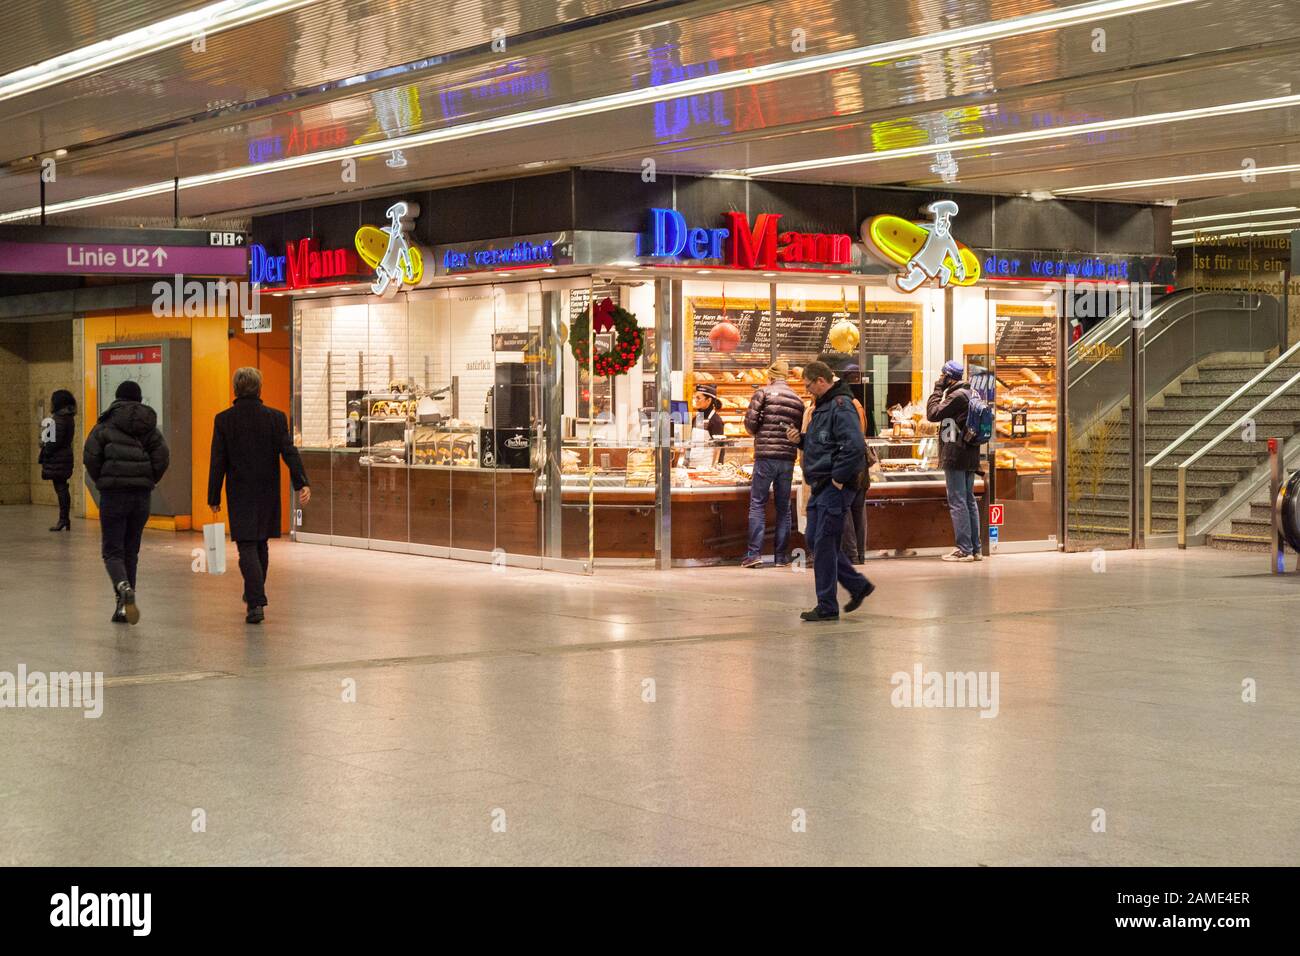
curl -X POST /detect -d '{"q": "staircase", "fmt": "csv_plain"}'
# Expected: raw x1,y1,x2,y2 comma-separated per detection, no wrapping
1208,492,1276,551
1067,360,1300,546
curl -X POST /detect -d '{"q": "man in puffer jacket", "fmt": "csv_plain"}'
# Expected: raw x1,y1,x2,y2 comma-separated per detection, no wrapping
83,380,169,624
741,359,805,567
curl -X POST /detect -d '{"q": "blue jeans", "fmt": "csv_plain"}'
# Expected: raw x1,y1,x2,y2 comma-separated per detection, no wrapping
943,467,980,556
746,458,794,561
805,484,871,615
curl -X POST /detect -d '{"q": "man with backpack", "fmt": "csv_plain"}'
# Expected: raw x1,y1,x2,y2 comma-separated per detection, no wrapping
926,360,988,562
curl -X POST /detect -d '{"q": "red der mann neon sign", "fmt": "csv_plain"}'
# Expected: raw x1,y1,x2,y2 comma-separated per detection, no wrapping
645,208,853,270
249,238,363,289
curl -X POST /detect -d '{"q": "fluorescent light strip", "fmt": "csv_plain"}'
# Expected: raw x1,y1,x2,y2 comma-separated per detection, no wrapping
1056,163,1300,196
1172,205,1299,225
1173,216,1300,236
0,0,1197,222
0,0,321,103
1173,227,1296,246
741,94,1300,177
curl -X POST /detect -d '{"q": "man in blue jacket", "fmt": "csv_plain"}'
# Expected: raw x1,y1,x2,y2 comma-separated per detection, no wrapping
784,361,875,621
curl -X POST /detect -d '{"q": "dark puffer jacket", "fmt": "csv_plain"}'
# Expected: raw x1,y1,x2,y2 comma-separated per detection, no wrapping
39,389,77,481
926,380,983,472
796,378,866,492
743,380,805,461
83,400,170,492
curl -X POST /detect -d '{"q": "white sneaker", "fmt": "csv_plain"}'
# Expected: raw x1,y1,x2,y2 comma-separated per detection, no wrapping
942,550,975,562
972,550,983,561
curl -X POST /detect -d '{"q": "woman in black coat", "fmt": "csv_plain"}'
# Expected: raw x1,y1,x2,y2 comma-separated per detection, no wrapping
208,367,310,624
39,389,77,531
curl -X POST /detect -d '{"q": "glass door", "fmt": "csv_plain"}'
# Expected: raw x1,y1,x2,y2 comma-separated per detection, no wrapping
982,295,1064,551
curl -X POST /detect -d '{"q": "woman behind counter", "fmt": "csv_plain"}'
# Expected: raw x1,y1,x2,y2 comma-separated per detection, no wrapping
688,383,726,469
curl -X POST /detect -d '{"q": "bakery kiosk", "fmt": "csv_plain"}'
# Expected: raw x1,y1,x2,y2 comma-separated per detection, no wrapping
268,181,1170,572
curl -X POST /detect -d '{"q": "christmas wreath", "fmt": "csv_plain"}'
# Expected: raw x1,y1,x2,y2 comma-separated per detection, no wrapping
570,297,644,376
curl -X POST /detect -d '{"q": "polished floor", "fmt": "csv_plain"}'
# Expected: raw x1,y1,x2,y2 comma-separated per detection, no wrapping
1,504,1297,866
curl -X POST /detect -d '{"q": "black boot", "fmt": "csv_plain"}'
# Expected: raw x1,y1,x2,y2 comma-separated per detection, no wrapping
245,605,264,625
116,581,139,625
111,590,128,623
49,519,70,532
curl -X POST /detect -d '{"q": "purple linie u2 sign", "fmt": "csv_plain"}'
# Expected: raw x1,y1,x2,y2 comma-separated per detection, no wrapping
0,240,248,276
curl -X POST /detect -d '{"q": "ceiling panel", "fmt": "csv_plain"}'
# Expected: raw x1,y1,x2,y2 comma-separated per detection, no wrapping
0,0,215,76
3,0,1300,224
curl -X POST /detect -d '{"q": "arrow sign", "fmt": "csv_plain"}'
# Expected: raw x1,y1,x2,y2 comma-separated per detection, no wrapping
152,247,167,266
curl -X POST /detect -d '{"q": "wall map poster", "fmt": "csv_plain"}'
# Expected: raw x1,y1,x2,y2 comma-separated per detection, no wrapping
98,344,165,433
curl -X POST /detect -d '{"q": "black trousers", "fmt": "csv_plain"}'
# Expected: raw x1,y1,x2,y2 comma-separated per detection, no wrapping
50,479,70,523
840,485,867,562
100,489,151,592
237,539,270,608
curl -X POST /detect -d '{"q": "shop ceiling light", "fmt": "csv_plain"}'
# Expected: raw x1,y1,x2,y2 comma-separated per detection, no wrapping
740,95,1300,177
0,0,320,103
1172,206,1300,225
0,0,1196,222
1173,227,1296,246
1055,163,1300,195
1172,216,1300,236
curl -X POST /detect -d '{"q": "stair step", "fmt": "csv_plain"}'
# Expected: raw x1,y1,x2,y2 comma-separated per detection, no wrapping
1207,532,1273,553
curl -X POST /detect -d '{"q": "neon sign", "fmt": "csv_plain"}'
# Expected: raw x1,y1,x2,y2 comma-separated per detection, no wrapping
443,239,555,272
645,208,853,270
355,201,426,297
249,238,361,288
862,201,981,292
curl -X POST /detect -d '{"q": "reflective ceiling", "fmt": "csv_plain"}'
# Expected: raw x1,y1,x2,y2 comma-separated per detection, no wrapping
0,0,1297,225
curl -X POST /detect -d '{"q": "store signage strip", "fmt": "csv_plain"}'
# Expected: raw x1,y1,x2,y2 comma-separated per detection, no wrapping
0,241,247,277
644,208,853,270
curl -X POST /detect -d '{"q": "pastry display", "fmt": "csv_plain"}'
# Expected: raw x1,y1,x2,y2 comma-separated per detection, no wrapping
993,346,1056,475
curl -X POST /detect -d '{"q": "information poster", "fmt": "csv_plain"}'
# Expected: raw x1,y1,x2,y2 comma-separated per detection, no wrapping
99,344,165,433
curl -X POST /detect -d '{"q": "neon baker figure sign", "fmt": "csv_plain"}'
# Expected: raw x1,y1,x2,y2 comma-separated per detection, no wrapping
354,201,429,297
644,208,853,270
862,200,981,292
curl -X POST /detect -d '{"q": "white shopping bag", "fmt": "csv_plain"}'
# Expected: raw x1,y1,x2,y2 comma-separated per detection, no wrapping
203,522,227,575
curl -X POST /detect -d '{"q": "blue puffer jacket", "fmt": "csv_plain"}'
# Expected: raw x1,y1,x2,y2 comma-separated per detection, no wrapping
797,379,866,492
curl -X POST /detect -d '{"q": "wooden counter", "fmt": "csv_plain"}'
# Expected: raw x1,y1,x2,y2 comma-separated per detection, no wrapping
296,448,980,561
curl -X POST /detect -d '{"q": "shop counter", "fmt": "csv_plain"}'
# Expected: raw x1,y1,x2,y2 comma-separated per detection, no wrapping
296,447,986,562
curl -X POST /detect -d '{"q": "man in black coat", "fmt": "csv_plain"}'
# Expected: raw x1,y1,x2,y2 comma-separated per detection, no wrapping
39,388,77,531
83,380,170,624
208,367,310,624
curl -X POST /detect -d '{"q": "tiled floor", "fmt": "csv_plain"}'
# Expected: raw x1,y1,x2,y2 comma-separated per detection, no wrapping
2,504,1297,865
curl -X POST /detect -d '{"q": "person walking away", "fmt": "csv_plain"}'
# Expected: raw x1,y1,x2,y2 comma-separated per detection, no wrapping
741,359,805,568
39,389,77,531
783,361,874,621
208,367,310,625
926,359,983,562
83,380,169,624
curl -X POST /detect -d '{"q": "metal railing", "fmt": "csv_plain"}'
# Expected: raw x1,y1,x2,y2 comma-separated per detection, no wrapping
1175,364,1300,546
1144,339,1300,538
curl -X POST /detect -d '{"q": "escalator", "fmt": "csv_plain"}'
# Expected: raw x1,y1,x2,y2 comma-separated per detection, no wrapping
1065,290,1283,549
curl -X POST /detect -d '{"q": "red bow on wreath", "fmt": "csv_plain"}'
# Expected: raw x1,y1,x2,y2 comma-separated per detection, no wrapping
592,297,616,333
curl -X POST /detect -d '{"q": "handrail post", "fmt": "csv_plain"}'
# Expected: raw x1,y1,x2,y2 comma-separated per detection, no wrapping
1143,463,1153,538
1177,465,1187,548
